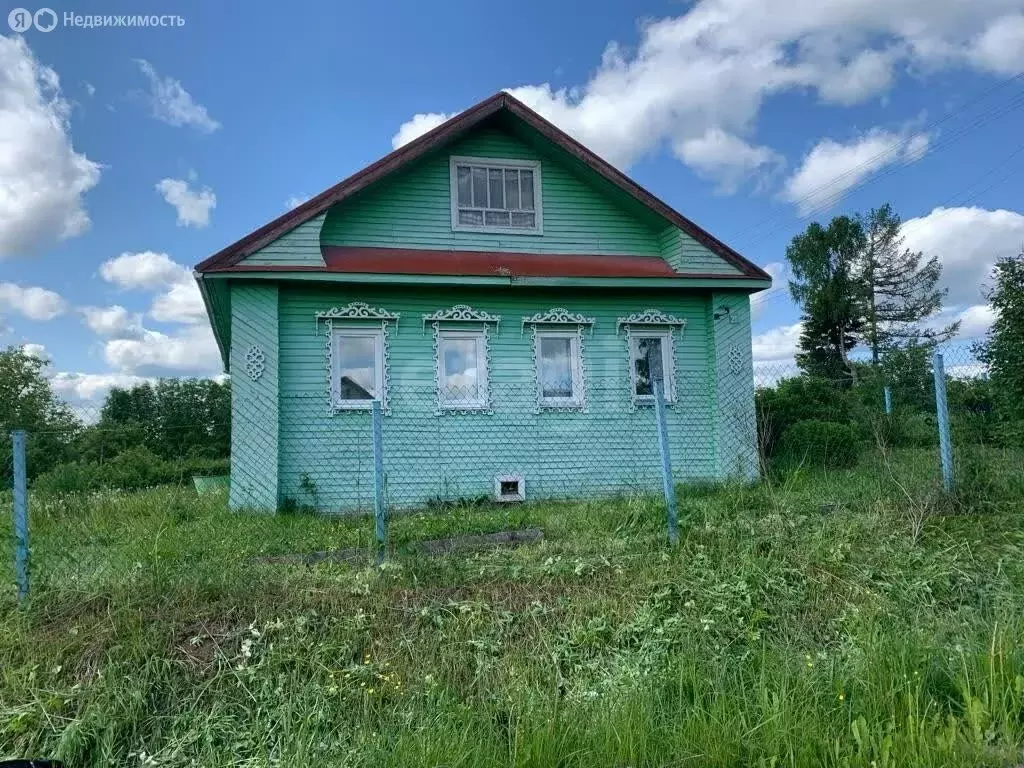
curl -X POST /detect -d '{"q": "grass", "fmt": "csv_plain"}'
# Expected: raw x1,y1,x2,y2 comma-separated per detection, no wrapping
1,446,1024,766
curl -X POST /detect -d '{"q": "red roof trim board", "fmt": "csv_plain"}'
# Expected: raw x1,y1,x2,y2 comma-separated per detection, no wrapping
194,92,769,281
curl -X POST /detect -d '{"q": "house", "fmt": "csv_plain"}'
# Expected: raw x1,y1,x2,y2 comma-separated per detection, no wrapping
194,92,771,512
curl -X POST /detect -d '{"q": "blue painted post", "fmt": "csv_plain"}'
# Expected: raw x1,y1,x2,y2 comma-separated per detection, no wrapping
932,352,954,493
653,381,679,546
884,386,892,416
371,400,387,561
11,430,29,603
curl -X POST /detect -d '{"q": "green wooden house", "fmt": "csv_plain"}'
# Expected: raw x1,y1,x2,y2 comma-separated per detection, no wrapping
195,92,771,512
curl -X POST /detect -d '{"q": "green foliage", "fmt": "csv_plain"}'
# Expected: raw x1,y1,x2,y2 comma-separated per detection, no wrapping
33,446,229,494
776,419,862,468
787,216,867,383
755,376,855,459
977,252,1024,438
0,346,80,478
2,450,1024,766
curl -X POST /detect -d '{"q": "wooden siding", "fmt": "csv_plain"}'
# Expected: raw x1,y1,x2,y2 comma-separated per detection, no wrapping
273,284,724,511
320,128,664,256
710,291,758,478
659,226,742,275
228,284,280,509
244,213,327,266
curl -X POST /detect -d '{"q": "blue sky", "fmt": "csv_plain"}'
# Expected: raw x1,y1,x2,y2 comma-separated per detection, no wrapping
1,0,1023,402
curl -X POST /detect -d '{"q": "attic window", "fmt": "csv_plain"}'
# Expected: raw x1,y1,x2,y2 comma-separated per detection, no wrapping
450,156,542,234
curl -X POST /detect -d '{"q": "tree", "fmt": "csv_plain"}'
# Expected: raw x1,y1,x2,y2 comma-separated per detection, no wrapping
786,216,868,384
858,204,957,363
976,251,1024,437
0,346,80,478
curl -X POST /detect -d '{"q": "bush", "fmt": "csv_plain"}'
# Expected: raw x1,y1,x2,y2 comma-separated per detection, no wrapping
33,447,229,494
775,419,861,469
871,410,936,450
756,377,856,460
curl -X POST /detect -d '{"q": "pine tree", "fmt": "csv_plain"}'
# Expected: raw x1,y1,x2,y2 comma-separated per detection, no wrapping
859,204,958,363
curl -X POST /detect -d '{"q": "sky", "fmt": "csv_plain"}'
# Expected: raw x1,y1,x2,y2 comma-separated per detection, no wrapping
1,0,1023,406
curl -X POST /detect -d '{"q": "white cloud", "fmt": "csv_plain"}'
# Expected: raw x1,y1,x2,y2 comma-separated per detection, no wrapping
752,321,803,363
99,251,188,290
156,176,216,227
0,282,67,321
751,262,789,320
82,81,95,97
955,304,997,338
50,371,153,402
390,112,455,150
98,250,204,324
284,195,309,209
136,59,220,133
80,305,145,338
391,2,1022,192
0,36,101,258
21,342,48,361
901,206,1024,306
104,325,221,376
149,280,205,324
781,129,930,214
672,129,783,193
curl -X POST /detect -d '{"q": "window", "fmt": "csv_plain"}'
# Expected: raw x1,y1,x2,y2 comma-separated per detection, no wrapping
450,156,542,234
331,327,384,409
629,331,674,401
437,329,488,408
536,331,583,407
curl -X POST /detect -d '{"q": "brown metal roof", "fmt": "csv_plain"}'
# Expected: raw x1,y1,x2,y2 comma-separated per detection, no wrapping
194,92,769,281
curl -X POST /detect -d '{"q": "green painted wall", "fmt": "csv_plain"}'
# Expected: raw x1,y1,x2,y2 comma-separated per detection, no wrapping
244,213,327,267
271,283,733,512
320,127,664,256
659,227,742,275
710,291,758,479
228,283,280,509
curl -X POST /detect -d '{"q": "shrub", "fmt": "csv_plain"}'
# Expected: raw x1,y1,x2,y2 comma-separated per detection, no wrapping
775,419,861,469
756,377,855,460
33,449,230,494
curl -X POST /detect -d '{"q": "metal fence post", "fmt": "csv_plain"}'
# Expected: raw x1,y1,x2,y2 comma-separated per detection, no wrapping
371,400,387,561
932,352,954,492
884,386,892,416
652,381,679,545
11,430,29,603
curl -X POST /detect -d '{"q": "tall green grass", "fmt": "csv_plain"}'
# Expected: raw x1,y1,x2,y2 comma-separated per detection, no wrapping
1,447,1023,766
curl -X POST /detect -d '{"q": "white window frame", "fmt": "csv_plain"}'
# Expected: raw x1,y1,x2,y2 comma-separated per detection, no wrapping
436,329,489,410
330,326,384,410
627,329,676,404
535,330,584,408
449,155,543,235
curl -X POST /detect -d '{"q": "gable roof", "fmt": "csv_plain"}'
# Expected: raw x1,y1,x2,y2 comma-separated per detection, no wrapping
195,92,769,281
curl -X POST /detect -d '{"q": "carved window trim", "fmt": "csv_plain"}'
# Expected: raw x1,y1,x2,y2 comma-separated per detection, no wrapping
423,305,499,415
617,309,686,410
522,308,594,413
316,302,399,415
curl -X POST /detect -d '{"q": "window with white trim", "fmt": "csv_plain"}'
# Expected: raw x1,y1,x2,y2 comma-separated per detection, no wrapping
536,330,583,407
437,329,488,408
450,156,542,234
331,327,384,409
629,331,674,402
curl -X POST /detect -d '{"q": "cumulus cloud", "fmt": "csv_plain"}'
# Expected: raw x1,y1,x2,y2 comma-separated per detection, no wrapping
0,282,67,321
0,36,101,258
103,325,221,376
50,371,154,403
98,250,205,325
673,129,783,193
99,250,187,289
392,1,1021,191
80,305,146,338
781,129,930,214
136,59,220,133
752,321,803,363
901,206,1024,307
21,342,48,361
390,112,455,150
285,195,309,209
156,175,216,227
